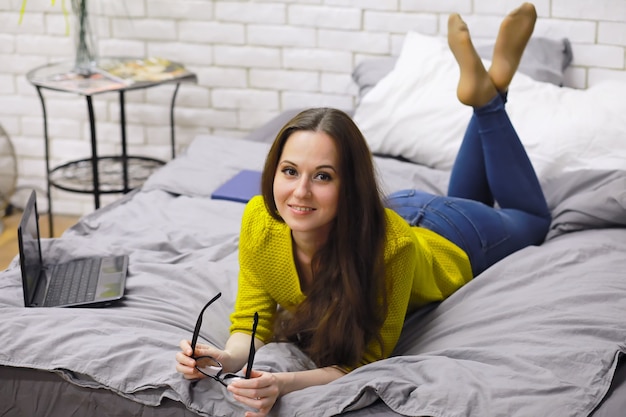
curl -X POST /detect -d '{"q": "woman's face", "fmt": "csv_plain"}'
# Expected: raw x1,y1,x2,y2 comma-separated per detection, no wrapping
273,130,341,244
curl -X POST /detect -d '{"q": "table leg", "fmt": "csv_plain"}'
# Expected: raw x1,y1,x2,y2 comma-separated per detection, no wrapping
119,91,129,193
86,96,100,209
170,83,181,159
35,87,54,237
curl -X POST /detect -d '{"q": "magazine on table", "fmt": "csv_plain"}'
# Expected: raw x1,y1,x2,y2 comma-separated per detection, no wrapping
98,57,194,83
29,69,130,95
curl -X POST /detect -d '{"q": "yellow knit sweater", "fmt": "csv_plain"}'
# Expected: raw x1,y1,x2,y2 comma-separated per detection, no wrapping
230,196,472,367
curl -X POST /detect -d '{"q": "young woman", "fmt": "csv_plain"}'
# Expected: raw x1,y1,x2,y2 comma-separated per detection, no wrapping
176,3,549,416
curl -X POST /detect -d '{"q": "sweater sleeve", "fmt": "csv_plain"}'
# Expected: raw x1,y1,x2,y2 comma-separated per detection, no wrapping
230,197,278,343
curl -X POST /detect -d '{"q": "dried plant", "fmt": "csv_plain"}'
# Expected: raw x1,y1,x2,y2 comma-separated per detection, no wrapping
19,1,70,33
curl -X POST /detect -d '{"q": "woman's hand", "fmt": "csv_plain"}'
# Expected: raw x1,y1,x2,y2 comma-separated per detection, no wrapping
175,339,231,380
226,364,346,416
227,369,281,417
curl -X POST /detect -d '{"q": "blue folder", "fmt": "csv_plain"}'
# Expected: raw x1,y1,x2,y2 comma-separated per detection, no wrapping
211,170,262,203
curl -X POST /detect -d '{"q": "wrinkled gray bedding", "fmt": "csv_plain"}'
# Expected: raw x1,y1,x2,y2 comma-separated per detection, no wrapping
0,135,624,417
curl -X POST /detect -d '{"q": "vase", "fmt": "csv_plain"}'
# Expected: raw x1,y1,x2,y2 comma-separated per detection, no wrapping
71,0,98,75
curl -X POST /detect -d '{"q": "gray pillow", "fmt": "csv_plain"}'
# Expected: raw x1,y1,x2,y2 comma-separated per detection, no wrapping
353,36,573,99
476,36,573,86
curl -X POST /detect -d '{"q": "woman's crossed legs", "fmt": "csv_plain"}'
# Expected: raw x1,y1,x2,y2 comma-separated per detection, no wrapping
388,3,550,276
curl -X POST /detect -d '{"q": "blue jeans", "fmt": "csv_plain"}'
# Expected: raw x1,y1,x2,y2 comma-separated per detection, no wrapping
386,93,551,276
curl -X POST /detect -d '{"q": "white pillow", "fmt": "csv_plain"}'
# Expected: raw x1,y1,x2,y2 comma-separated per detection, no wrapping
353,31,626,180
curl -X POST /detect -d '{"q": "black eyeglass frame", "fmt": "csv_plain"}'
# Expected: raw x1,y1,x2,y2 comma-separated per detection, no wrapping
190,292,259,387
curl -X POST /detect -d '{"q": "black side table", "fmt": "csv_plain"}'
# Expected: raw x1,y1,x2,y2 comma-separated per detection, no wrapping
26,58,197,236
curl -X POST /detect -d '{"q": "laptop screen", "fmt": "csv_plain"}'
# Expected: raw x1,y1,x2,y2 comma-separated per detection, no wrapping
18,192,44,306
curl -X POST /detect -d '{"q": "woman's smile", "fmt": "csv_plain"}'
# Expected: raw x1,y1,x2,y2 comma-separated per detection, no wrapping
288,204,315,213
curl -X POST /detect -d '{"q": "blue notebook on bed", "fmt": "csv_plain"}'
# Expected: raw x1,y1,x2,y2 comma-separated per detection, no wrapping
211,170,262,203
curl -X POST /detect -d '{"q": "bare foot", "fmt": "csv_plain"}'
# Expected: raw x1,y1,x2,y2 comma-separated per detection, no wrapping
447,14,497,107
489,2,537,91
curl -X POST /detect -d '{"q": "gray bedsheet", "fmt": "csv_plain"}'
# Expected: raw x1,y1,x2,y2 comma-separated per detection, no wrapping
0,135,624,416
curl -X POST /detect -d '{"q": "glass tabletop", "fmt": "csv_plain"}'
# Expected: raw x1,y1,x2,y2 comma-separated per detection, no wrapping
26,57,197,96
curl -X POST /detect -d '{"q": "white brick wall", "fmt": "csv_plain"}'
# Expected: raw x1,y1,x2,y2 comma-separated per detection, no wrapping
1,0,624,215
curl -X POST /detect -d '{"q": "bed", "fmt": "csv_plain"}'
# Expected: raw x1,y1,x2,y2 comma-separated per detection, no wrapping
1,32,625,417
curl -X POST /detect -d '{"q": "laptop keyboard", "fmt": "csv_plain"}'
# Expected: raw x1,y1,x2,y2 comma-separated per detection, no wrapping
45,258,102,306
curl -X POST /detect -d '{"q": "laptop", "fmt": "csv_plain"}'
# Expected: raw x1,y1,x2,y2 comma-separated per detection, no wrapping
17,191,128,308
211,170,262,203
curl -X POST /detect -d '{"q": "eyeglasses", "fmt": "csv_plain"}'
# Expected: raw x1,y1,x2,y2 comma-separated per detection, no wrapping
190,292,259,387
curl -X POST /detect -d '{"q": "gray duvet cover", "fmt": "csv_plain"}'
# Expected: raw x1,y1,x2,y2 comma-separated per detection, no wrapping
0,135,624,416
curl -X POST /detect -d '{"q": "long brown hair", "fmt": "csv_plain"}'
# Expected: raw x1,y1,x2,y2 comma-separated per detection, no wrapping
261,108,388,368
